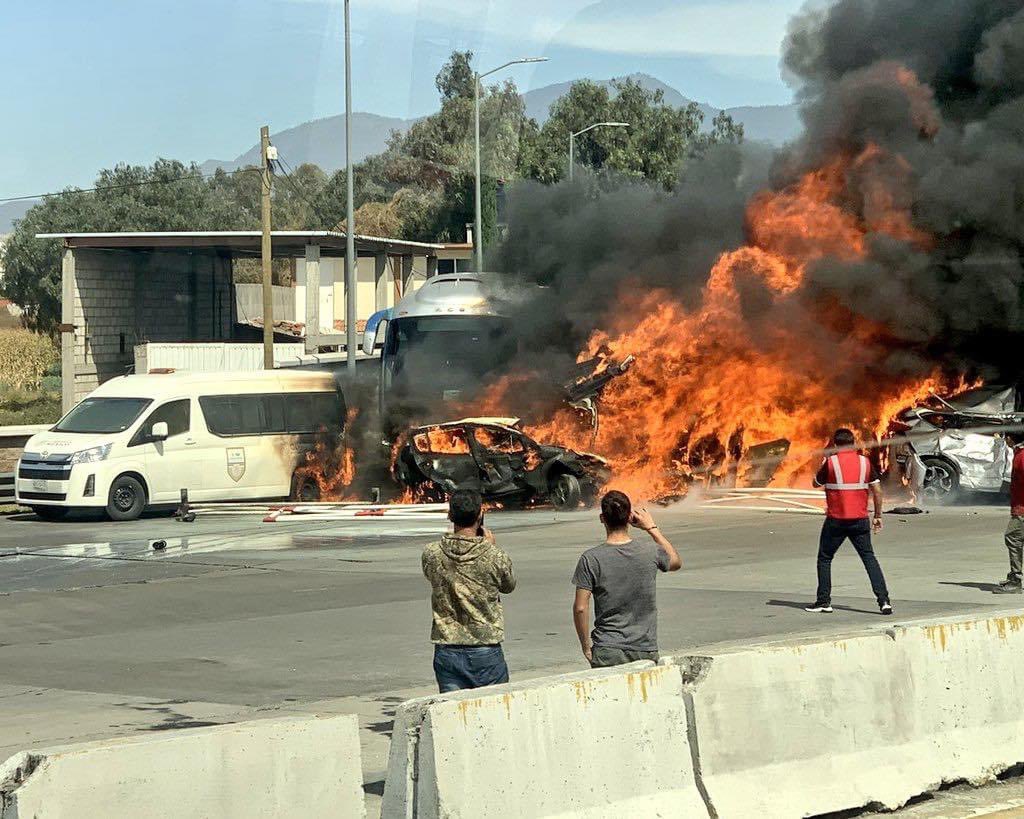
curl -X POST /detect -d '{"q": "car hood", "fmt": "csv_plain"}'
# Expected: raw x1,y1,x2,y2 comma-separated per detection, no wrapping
23,432,113,455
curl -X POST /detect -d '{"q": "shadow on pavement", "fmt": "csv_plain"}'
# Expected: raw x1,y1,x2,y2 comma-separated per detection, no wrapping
766,599,879,615
938,580,1003,593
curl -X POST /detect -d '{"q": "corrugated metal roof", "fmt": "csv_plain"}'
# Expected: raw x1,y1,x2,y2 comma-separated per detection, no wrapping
35,230,445,255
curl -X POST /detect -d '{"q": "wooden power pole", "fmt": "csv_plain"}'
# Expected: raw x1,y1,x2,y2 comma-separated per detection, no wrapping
260,125,274,370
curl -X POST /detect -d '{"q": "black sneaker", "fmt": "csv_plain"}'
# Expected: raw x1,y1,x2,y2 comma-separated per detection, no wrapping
880,602,893,615
993,581,1022,595
804,602,833,613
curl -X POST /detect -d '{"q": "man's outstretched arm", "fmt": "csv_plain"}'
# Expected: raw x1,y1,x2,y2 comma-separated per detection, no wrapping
573,588,593,663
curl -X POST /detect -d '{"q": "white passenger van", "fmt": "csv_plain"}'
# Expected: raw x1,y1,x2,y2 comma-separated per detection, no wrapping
16,370,345,521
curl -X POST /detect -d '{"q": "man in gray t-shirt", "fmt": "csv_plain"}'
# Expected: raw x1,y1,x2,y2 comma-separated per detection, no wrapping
572,490,682,668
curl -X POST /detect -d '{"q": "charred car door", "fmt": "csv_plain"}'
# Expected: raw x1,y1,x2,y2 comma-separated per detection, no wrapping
410,425,484,493
470,426,529,497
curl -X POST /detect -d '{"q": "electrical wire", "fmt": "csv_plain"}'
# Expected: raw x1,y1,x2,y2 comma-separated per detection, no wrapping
0,166,262,206
272,155,341,233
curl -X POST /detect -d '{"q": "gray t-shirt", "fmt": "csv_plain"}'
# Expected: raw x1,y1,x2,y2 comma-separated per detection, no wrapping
572,540,671,652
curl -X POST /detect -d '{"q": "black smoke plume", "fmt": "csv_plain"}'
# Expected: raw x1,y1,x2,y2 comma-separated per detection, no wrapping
495,0,1024,388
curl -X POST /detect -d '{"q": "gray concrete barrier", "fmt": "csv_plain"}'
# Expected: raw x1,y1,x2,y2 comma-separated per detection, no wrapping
381,611,1024,819
670,610,1024,818
0,714,365,818
381,662,707,819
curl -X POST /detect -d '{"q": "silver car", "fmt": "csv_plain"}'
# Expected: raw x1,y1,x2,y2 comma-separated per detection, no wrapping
888,385,1022,504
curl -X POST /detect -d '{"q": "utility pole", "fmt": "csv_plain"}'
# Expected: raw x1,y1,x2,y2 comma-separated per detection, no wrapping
344,0,356,373
260,125,274,370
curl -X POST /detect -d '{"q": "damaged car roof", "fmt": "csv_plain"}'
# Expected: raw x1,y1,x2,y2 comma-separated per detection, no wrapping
425,416,522,430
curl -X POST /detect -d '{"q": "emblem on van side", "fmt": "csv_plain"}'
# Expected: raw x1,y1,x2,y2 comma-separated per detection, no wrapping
226,448,246,482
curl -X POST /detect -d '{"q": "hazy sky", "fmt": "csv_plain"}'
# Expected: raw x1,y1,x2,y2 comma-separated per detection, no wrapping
1,0,806,197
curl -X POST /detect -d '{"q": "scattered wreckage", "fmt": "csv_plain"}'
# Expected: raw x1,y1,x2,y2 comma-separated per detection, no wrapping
887,385,1023,504
392,417,611,510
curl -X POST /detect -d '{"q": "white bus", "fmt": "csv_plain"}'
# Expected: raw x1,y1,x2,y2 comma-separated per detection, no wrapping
16,370,345,521
364,274,520,437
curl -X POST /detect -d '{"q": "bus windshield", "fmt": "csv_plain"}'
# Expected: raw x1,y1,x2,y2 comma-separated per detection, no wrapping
383,315,516,413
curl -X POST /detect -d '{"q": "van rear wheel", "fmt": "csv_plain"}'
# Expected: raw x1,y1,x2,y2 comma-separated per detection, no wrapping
106,475,147,521
291,473,321,502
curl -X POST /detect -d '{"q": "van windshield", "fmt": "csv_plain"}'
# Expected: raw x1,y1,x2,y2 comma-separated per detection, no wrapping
54,397,153,434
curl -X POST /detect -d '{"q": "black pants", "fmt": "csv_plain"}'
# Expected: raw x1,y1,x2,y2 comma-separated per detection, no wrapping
816,517,889,605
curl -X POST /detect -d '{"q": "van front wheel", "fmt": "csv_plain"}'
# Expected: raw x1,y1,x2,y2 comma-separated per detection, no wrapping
106,475,147,521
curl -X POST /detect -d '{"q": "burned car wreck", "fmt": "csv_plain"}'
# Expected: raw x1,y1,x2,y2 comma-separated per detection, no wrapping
888,385,1024,503
393,417,610,509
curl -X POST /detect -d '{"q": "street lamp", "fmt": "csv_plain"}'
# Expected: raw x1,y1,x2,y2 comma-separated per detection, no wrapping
474,56,548,273
568,121,630,181
343,0,356,373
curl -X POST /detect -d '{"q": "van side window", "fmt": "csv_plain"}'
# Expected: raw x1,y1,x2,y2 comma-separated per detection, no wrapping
130,399,190,446
199,392,342,436
285,394,315,434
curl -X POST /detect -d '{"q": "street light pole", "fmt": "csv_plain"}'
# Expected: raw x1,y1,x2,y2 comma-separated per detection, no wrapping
568,121,630,182
473,73,482,273
473,56,548,272
344,0,356,373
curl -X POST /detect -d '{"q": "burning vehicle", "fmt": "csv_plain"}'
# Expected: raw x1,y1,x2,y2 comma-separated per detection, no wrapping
888,386,1024,504
393,417,610,509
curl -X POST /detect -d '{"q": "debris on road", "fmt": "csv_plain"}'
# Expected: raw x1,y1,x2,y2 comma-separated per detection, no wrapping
177,500,449,523
699,486,825,515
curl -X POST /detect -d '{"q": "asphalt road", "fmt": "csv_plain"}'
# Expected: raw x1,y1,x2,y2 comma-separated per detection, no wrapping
0,499,1019,812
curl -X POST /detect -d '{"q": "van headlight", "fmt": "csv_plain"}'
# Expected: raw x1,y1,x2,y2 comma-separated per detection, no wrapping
70,444,112,464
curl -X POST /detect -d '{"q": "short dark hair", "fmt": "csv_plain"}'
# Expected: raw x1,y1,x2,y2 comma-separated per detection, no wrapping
832,428,856,447
601,490,632,529
449,488,483,528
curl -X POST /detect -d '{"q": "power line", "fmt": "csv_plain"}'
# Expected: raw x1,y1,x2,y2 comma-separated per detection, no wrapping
273,155,340,232
0,166,262,206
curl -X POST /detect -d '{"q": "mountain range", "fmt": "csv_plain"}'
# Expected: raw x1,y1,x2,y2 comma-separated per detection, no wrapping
2,75,801,233
201,73,801,176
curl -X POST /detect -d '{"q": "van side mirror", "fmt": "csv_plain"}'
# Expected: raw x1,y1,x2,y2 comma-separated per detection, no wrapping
150,421,169,441
363,318,388,356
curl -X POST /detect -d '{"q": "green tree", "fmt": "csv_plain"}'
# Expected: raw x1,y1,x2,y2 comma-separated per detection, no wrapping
316,52,535,243
435,50,475,101
520,78,741,189
0,160,262,335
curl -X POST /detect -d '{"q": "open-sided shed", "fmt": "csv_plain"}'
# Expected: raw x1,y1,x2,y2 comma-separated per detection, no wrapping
38,231,444,411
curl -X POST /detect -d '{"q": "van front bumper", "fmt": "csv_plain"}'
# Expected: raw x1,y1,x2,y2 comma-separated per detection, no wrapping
15,458,115,508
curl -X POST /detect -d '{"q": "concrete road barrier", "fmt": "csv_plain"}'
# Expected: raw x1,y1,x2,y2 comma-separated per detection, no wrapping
381,661,707,819
0,714,365,818
670,610,1024,818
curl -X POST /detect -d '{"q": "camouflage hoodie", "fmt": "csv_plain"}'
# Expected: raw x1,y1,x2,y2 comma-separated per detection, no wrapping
422,534,517,645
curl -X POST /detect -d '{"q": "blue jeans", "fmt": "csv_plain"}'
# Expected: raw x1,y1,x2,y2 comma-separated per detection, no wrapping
433,644,509,693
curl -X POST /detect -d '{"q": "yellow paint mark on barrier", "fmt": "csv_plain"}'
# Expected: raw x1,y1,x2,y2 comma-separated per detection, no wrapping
925,616,1024,652
625,667,666,704
456,699,485,727
571,680,591,707
502,693,513,720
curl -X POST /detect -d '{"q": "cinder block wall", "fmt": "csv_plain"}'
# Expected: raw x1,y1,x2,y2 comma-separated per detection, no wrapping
71,249,232,404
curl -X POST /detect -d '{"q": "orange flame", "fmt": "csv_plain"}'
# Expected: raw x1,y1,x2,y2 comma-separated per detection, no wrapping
482,134,966,501
294,407,359,500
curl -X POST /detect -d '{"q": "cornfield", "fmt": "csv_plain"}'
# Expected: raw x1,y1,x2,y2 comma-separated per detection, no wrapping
0,329,59,391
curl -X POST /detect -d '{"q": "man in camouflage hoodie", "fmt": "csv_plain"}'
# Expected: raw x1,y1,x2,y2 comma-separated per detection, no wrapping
422,489,517,692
